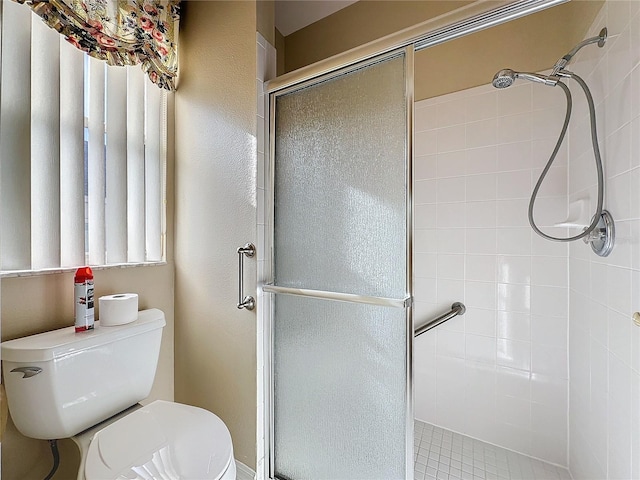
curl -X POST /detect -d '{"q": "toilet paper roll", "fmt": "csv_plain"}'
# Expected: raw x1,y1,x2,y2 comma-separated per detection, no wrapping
99,293,139,326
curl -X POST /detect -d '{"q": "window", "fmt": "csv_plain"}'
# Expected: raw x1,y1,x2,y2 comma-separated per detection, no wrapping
0,2,167,275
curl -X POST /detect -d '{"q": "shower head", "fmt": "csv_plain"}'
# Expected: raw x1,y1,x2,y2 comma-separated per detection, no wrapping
492,69,559,88
492,69,516,89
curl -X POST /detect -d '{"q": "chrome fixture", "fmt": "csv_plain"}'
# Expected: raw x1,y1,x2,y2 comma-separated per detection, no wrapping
263,284,411,309
10,366,42,379
414,302,466,337
237,243,256,310
551,28,607,75
492,69,559,88
582,210,615,257
491,27,614,257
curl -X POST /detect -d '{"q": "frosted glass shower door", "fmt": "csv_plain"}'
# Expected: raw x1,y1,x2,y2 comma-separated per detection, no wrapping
265,50,412,480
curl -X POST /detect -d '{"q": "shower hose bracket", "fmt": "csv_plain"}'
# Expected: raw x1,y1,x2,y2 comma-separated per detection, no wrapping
582,210,614,257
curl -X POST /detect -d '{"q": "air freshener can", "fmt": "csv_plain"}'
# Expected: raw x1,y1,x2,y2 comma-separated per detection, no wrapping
74,266,95,332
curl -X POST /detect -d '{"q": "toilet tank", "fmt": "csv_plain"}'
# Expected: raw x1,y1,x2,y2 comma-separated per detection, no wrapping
1,308,165,440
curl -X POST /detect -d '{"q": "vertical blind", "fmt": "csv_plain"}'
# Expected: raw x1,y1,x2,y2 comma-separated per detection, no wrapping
0,2,167,273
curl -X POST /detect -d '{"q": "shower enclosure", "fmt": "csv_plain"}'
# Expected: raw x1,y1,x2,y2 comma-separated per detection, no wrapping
258,1,572,479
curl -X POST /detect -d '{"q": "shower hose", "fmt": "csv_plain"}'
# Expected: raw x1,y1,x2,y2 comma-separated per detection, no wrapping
528,72,605,242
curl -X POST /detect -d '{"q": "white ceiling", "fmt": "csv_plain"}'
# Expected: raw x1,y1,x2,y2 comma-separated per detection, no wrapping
275,0,358,36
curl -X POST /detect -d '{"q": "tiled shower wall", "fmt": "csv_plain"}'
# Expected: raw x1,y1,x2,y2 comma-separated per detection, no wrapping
566,1,640,478
413,77,571,464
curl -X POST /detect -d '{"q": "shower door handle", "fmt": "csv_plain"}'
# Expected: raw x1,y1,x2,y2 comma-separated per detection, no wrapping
237,243,256,310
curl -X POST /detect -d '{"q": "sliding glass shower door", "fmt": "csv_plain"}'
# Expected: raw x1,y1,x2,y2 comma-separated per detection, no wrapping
265,48,413,480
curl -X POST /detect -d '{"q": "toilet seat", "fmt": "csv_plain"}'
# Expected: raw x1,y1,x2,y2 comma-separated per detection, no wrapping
85,400,235,480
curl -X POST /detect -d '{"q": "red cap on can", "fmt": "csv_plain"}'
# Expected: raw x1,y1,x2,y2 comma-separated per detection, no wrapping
74,266,93,283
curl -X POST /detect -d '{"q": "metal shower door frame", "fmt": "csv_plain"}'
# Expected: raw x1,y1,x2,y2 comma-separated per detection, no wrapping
263,46,415,480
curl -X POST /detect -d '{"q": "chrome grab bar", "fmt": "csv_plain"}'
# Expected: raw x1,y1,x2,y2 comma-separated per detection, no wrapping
237,243,256,310
414,302,466,337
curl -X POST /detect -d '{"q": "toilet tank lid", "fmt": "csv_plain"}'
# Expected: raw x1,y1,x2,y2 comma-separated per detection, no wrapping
1,308,166,363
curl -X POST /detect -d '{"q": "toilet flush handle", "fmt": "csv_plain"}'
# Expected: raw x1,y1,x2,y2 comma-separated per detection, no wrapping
10,367,42,379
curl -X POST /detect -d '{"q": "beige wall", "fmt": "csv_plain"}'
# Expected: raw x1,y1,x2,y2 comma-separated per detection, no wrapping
282,0,602,101
276,28,286,77
174,0,258,470
257,0,276,47
414,0,603,100
0,97,176,480
284,0,472,72
1,264,176,479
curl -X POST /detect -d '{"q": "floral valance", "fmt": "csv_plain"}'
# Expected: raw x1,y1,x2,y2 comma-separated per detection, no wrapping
15,0,180,91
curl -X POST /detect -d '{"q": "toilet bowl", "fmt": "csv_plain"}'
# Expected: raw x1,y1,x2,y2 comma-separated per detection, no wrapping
1,309,236,480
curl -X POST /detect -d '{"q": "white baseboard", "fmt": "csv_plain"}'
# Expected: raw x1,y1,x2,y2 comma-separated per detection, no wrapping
235,460,256,480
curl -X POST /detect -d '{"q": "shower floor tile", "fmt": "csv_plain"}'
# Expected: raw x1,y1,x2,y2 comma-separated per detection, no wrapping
414,420,571,480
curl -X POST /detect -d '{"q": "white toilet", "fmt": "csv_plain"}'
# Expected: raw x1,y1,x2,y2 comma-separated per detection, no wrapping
1,308,236,480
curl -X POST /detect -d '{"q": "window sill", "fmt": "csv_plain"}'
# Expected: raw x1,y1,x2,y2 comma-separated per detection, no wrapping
0,261,168,278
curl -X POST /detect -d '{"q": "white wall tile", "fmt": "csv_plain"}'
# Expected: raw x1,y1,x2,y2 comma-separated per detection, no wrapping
415,154,437,180
437,125,466,153
497,113,532,144
531,372,567,407
437,254,464,280
497,311,531,342
415,104,438,132
466,118,497,148
497,199,529,227
466,334,496,365
496,255,531,285
496,170,532,200
437,330,465,359
437,177,466,203
437,202,466,228
415,179,436,205
414,252,437,278
496,394,531,429
466,174,497,201
416,131,437,156
606,120,631,178
498,141,532,172
466,308,496,337
437,150,466,178
531,315,567,348
466,146,497,175
608,309,633,365
465,281,496,310
437,97,467,128
465,201,496,228
414,70,570,464
466,228,497,255
415,204,437,229
437,278,465,304
531,256,568,287
497,228,532,255
531,285,567,318
531,107,566,140
497,83,532,116
465,254,496,282
497,338,531,371
497,283,531,314
531,343,567,378
466,91,497,122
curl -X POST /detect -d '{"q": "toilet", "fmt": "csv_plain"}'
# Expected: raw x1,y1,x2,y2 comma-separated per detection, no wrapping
1,308,236,480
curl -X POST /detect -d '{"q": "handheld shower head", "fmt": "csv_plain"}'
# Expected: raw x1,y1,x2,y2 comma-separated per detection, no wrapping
491,69,559,88
492,69,516,89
